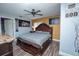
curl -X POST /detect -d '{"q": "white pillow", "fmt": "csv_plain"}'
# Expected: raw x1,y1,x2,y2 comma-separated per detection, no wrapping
36,31,50,34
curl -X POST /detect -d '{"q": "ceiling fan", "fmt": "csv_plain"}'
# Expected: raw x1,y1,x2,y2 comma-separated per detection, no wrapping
24,9,43,16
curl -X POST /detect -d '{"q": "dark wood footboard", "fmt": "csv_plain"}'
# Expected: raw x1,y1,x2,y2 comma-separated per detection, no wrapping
17,38,52,56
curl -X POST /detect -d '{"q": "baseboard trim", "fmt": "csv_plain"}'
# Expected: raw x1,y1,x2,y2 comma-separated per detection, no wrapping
59,51,73,56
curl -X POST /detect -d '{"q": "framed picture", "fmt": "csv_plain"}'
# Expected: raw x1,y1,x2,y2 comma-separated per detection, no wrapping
49,18,59,25
19,20,30,27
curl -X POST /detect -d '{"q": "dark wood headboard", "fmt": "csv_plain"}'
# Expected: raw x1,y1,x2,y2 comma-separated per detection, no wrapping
36,23,52,36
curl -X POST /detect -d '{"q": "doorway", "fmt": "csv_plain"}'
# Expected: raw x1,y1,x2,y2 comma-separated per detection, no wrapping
1,17,14,37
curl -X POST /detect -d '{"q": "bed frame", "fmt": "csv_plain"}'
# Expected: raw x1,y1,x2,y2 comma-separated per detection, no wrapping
17,23,52,56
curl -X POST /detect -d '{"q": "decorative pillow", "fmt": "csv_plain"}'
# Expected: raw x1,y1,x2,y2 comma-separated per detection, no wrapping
30,31,36,33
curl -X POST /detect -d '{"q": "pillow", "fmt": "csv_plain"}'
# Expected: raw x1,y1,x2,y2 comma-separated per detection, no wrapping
30,31,36,33
36,31,50,34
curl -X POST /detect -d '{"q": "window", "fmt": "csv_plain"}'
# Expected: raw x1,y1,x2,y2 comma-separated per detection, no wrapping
49,18,59,25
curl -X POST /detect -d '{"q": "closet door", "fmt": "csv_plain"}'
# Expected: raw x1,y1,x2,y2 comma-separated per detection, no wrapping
4,19,14,37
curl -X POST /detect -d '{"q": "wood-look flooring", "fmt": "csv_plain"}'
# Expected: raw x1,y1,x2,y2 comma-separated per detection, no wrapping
13,40,59,56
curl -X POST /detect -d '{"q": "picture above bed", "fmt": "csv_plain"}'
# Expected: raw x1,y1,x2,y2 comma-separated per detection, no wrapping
19,20,30,27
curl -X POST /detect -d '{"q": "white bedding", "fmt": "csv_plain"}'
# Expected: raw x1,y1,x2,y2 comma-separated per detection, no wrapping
19,31,50,47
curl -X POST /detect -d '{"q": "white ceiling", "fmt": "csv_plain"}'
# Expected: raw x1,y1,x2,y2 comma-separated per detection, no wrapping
0,3,60,20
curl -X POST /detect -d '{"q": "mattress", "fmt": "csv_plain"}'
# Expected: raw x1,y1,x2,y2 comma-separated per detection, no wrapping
19,31,51,48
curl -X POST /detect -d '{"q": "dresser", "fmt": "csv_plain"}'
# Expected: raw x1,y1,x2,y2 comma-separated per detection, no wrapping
0,35,14,56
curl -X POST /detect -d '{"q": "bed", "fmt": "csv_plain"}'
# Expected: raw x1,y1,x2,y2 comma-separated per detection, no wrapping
17,23,52,55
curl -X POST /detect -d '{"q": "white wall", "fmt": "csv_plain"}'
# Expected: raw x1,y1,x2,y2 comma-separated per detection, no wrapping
15,19,32,38
0,18,1,34
59,4,79,56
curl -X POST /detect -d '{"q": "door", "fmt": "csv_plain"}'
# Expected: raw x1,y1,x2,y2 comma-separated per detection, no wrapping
1,18,5,35
4,19,14,37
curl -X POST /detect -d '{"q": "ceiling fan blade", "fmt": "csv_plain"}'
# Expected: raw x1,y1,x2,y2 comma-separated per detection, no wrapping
36,14,43,16
36,10,41,13
19,16,23,18
24,14,31,15
24,10,31,13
